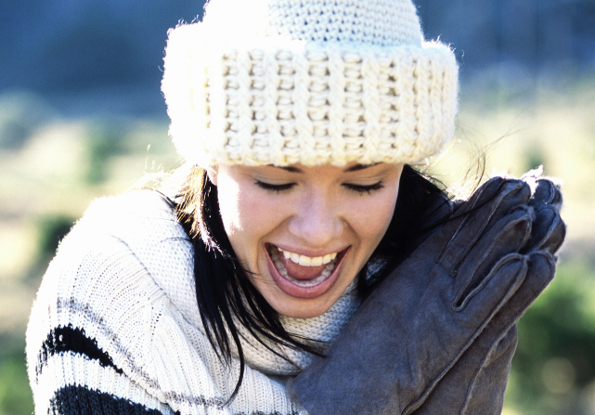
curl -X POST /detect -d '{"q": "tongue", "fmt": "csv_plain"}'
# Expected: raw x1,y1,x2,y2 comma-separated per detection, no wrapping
280,256,329,280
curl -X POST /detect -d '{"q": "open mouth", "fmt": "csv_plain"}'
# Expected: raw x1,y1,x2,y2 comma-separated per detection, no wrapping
265,244,349,298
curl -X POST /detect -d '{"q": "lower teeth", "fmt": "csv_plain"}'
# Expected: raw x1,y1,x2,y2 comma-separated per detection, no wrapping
270,247,336,287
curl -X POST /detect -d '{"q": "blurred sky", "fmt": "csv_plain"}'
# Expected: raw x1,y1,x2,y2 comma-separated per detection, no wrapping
1,0,594,117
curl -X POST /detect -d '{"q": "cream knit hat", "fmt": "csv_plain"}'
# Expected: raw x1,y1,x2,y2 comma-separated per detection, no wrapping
162,0,458,167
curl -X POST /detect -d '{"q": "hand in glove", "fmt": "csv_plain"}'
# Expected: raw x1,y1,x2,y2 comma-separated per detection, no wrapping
289,178,541,415
413,175,565,415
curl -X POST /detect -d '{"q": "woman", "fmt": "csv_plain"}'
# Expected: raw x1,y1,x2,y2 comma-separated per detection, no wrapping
26,0,564,414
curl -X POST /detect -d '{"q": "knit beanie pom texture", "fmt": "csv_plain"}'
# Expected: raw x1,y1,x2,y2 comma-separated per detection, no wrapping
162,0,459,167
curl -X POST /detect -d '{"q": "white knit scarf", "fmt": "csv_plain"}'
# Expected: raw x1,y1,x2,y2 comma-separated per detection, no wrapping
234,282,362,376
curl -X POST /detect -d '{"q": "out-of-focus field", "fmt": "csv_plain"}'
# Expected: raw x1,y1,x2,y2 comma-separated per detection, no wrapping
1,78,594,414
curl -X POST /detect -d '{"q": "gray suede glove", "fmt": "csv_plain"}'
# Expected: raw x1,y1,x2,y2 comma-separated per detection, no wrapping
290,178,538,415
413,176,565,414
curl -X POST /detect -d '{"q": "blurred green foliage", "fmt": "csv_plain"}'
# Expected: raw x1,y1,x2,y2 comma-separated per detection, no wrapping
0,339,33,415
33,215,76,281
36,215,75,259
523,144,547,173
505,259,595,414
85,123,127,184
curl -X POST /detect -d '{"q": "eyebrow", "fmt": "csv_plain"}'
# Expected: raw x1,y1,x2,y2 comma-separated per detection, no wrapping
273,163,380,173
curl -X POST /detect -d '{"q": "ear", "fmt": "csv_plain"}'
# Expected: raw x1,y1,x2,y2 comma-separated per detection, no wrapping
204,164,219,186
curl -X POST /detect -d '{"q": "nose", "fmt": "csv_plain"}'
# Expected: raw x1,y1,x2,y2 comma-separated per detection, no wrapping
287,189,344,248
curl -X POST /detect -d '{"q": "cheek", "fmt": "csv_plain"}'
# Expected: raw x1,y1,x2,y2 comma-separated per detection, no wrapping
216,179,243,237
216,180,285,252
350,188,399,245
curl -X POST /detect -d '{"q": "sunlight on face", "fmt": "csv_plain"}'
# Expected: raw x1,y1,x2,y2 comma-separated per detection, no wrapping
209,162,404,318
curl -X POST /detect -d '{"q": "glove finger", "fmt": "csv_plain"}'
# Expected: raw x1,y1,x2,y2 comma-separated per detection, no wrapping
494,250,556,322
457,325,517,415
453,206,533,302
440,179,531,270
413,251,556,415
456,251,555,413
529,178,563,209
458,178,531,218
461,250,555,333
410,325,518,415
524,205,566,254
454,253,527,317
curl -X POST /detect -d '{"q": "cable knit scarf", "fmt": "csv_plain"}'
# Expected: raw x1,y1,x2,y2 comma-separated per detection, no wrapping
235,282,361,377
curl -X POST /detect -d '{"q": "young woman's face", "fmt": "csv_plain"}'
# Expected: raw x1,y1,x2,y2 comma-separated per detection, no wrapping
209,162,404,318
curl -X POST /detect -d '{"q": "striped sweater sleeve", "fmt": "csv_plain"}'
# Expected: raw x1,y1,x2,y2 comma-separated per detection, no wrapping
27,234,184,415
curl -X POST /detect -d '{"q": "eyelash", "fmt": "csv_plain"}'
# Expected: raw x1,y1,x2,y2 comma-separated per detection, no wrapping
343,182,385,195
254,180,296,192
254,180,385,195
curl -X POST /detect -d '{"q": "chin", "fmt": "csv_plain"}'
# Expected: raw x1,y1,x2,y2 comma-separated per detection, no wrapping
272,296,339,319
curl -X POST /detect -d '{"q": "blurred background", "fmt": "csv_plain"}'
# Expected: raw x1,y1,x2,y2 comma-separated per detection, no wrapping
0,0,594,414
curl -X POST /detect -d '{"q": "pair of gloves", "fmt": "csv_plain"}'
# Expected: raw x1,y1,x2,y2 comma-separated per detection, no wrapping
288,173,566,415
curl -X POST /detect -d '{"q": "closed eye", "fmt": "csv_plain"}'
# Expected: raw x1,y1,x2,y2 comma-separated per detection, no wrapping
343,181,385,195
254,180,296,193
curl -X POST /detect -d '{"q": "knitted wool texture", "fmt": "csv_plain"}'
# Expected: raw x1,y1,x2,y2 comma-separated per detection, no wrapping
26,191,361,414
162,0,459,167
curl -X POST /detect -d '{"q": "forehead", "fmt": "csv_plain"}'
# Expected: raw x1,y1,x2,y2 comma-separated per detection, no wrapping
218,162,401,180
214,162,403,185
272,162,382,174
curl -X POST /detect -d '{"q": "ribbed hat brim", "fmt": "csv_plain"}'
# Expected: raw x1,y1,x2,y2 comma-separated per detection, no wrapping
162,24,458,167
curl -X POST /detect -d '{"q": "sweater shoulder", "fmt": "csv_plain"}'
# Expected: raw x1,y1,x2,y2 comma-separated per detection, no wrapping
77,189,186,241
27,189,201,364
41,189,199,325
26,191,203,413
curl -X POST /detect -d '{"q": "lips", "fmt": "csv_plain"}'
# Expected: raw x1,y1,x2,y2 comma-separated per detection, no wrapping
265,244,348,299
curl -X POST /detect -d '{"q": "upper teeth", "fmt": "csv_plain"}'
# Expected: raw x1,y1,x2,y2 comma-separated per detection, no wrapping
278,248,337,266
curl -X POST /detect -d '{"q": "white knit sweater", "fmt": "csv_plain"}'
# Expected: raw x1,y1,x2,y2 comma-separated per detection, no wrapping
26,190,361,415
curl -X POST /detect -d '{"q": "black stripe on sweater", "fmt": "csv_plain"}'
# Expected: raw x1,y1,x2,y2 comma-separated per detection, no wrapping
50,385,179,415
37,325,123,377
